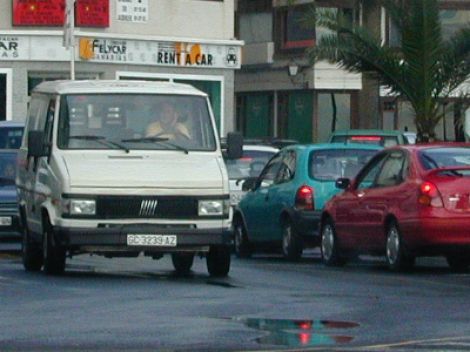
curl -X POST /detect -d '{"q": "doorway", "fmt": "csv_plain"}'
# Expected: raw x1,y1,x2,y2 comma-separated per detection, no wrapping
0,69,12,121
0,74,5,121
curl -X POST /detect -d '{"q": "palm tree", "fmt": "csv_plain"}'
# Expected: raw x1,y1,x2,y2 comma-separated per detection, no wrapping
307,0,470,141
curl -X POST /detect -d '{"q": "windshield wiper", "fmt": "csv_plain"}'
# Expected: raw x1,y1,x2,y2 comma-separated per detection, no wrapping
69,135,130,153
121,136,189,154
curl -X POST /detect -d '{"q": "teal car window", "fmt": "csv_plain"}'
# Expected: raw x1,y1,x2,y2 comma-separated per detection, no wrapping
276,151,296,184
258,154,283,189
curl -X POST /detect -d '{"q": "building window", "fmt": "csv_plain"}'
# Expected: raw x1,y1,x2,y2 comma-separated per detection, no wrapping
280,6,316,50
386,5,470,46
440,9,470,40
276,4,354,52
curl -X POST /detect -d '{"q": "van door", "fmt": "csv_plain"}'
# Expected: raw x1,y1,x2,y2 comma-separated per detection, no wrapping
22,95,56,235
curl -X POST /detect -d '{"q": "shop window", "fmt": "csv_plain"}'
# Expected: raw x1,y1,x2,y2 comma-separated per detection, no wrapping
278,91,313,143
236,93,273,139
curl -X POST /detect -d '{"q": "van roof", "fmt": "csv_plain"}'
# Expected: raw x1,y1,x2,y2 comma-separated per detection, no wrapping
32,80,208,97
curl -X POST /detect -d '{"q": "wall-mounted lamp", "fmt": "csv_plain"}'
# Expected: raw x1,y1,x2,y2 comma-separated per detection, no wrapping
288,63,299,77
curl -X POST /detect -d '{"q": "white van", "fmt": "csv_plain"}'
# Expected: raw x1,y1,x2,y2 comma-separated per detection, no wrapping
17,80,242,276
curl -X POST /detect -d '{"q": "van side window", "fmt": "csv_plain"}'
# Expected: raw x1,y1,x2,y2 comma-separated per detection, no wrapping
43,98,56,148
24,95,49,148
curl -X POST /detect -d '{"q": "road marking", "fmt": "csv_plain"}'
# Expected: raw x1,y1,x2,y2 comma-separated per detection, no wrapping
358,335,470,350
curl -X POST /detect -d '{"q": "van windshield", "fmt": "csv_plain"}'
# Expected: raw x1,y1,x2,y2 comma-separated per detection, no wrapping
57,94,217,151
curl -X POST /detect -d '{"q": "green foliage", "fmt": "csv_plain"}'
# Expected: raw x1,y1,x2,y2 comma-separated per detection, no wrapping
307,0,470,140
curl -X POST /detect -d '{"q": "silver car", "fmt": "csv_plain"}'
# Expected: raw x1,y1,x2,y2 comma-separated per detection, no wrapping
224,144,279,206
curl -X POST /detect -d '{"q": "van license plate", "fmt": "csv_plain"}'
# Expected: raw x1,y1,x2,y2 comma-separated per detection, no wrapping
127,234,177,247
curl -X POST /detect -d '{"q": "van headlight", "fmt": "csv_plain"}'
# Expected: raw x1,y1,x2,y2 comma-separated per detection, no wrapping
62,199,96,216
198,200,230,216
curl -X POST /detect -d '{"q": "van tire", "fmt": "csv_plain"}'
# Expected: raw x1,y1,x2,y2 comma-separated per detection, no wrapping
22,225,43,272
206,245,230,277
43,218,66,275
171,253,194,275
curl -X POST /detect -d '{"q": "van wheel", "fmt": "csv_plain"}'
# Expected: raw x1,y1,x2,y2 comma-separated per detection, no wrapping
43,218,66,275
22,224,43,272
281,220,302,261
206,246,231,277
171,253,194,275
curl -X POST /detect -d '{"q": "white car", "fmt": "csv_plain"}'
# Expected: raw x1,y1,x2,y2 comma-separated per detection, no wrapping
224,144,279,206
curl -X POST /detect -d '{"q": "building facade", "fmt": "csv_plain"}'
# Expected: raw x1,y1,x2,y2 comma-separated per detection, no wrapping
235,0,470,143
0,0,242,136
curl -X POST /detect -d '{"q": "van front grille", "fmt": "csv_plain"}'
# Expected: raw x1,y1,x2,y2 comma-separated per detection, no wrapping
96,196,198,219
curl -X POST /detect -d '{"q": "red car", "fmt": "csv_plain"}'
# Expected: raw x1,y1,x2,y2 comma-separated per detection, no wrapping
321,143,470,271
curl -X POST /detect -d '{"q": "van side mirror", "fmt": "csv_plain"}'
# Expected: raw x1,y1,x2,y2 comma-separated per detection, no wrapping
28,130,47,158
226,132,243,159
335,178,350,190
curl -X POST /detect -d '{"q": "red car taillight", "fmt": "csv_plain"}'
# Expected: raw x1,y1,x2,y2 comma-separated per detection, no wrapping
418,181,443,207
295,185,314,210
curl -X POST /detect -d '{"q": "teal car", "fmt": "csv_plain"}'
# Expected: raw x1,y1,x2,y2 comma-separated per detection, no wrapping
232,143,382,260
329,129,409,147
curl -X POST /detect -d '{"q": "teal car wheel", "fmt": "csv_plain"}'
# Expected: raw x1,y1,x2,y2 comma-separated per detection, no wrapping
234,220,252,258
281,220,302,261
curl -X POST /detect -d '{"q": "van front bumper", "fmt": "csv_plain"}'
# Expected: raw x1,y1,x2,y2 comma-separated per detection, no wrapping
53,224,232,248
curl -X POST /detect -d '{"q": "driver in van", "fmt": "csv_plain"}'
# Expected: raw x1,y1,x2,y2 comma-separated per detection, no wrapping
145,102,190,139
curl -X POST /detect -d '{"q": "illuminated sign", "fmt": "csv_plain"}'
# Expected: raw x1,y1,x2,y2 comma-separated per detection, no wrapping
13,0,65,26
13,0,109,27
76,0,109,27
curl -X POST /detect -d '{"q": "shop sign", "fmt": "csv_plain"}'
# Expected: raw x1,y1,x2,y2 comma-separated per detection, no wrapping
0,37,27,59
79,38,127,62
116,0,148,23
79,37,241,69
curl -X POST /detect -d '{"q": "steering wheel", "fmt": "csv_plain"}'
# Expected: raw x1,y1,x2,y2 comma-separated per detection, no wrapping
150,131,190,141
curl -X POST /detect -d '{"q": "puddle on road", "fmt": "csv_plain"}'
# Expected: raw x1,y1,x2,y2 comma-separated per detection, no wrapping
230,317,359,348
